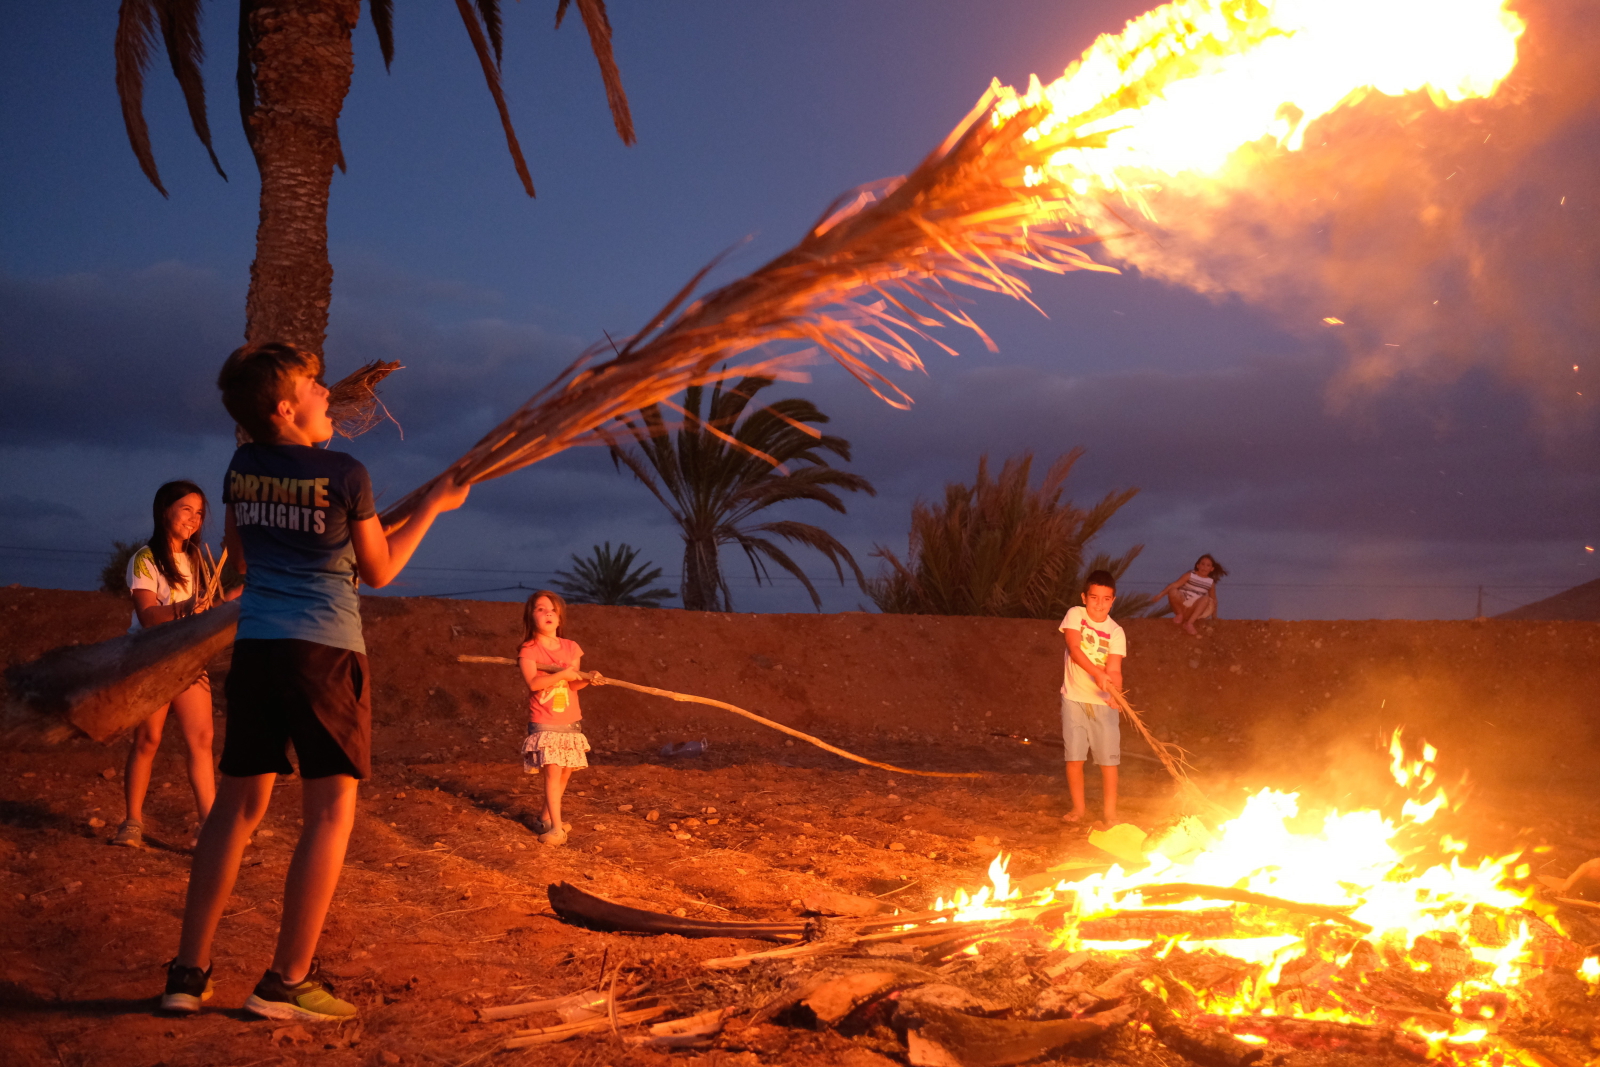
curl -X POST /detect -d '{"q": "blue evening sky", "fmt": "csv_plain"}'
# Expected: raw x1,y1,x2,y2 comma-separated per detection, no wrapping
2,1,1596,618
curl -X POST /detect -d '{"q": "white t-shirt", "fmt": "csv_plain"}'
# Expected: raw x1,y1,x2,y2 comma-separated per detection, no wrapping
126,544,194,633
1059,605,1127,705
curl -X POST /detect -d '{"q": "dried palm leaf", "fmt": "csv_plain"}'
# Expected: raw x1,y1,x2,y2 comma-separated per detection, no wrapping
369,0,395,71
380,84,1117,529
564,0,635,146
118,0,229,195
453,0,535,197
326,359,404,439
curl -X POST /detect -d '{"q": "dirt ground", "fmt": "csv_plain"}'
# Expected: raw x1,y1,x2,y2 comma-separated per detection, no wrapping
2,586,1597,1067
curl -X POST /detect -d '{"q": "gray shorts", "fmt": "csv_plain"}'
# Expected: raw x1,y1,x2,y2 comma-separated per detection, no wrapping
1061,696,1120,766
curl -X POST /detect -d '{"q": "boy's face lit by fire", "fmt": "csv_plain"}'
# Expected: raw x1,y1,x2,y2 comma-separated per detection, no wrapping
1081,583,1115,622
274,372,334,445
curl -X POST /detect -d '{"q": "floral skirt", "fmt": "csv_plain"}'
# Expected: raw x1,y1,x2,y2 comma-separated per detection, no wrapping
522,725,590,771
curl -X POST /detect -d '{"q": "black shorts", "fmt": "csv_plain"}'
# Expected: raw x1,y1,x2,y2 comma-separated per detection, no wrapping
220,639,371,780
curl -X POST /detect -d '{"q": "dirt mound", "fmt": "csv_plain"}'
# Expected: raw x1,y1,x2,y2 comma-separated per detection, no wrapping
1495,577,1600,621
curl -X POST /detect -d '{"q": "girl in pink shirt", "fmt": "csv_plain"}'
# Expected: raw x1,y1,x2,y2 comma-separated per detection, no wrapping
518,590,602,846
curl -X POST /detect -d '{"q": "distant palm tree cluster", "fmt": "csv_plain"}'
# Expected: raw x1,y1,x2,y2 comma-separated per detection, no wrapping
554,542,673,608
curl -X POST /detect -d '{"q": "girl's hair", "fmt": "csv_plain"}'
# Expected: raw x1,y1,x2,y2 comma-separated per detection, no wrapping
1194,554,1229,580
522,590,568,642
149,480,208,593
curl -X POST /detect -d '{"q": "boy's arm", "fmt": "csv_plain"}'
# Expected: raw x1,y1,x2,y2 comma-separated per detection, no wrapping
351,477,469,588
1104,652,1124,695
1064,629,1113,690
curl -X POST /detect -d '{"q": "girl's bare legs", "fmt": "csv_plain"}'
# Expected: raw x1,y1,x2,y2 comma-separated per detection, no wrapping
271,774,359,983
176,774,275,971
169,680,216,824
1165,592,1187,625
123,705,170,826
542,764,570,832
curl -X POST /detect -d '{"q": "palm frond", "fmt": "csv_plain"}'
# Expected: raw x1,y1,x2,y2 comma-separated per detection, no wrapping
570,0,634,146
377,79,1120,534
115,0,168,196
369,0,395,71
452,0,534,197
236,0,260,149
728,533,826,611
475,0,504,67
157,0,227,180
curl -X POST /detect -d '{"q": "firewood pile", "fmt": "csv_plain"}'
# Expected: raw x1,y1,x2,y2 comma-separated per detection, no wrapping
465,863,1600,1067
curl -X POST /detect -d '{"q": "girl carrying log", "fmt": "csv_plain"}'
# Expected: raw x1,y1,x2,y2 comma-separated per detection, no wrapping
518,590,603,846
112,480,238,849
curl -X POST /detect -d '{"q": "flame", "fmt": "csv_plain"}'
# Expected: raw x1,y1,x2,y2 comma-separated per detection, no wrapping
993,0,1523,213
931,731,1570,1063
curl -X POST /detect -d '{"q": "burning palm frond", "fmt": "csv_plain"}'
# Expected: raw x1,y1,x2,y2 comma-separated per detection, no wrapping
379,86,1119,528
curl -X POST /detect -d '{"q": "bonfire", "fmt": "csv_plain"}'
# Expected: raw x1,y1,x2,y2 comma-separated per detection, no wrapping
524,732,1598,1066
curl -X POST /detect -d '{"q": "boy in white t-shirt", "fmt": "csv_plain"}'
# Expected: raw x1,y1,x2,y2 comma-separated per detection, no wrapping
1059,569,1126,826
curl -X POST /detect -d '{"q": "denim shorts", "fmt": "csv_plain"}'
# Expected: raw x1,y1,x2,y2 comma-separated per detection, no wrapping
1061,696,1120,766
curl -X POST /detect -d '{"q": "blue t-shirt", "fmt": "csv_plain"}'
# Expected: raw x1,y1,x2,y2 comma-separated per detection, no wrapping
223,443,376,653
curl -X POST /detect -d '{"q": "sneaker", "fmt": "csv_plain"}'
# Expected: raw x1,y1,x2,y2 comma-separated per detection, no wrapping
243,961,357,1022
532,818,574,835
112,820,143,848
537,827,568,846
161,960,213,1013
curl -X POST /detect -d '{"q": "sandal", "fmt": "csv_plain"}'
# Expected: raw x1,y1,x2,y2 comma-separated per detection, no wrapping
112,820,143,848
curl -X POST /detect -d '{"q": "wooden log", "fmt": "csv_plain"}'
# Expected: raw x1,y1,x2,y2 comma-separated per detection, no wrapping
1190,1014,1431,1061
1078,909,1237,942
478,989,602,1022
1126,883,1373,933
548,880,805,941
897,1000,1134,1067
1143,999,1266,1067
3,601,239,744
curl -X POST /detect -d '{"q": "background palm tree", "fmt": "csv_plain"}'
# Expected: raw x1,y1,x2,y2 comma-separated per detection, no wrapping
114,0,633,353
608,377,875,612
868,450,1150,621
554,542,674,607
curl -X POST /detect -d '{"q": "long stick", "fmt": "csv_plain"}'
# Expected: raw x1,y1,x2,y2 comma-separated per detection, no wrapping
457,655,982,779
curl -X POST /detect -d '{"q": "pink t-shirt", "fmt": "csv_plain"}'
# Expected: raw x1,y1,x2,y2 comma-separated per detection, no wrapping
519,637,585,724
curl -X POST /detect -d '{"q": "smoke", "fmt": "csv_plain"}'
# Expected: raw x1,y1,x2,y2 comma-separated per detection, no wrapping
1093,0,1600,418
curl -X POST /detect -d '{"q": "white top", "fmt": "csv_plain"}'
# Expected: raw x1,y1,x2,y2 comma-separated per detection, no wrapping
1059,605,1127,705
1176,571,1214,606
126,544,194,633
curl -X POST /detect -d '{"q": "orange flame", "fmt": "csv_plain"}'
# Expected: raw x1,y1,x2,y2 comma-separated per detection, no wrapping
932,732,1564,1063
995,0,1524,212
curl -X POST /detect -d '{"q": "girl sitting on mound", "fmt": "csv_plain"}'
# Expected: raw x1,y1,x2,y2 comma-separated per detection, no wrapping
113,480,239,849
1155,554,1228,636
518,590,603,846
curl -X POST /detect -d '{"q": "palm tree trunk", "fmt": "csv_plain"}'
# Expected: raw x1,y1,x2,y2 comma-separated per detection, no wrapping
242,0,361,353
681,535,723,612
